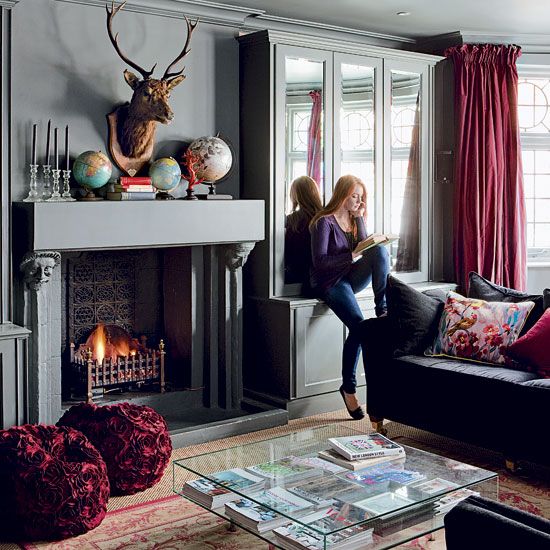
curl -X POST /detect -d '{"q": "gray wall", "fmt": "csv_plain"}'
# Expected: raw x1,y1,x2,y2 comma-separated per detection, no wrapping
11,0,240,200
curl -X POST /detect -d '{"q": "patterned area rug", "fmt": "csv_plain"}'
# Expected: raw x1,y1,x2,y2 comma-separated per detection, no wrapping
19,494,445,550
2,409,549,549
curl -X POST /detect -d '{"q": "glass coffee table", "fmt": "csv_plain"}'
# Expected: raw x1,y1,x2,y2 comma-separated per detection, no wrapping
173,424,498,549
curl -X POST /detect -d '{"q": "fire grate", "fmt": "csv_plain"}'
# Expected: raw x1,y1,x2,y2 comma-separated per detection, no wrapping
69,323,165,403
70,340,166,403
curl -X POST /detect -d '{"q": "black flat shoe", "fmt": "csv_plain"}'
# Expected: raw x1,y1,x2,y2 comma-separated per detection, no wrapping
339,386,365,420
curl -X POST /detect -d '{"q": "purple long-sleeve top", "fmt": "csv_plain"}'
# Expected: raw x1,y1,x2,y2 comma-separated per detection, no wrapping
310,215,368,292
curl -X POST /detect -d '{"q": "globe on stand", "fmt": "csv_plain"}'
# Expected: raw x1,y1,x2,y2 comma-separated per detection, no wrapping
187,136,233,199
73,151,113,200
149,157,181,200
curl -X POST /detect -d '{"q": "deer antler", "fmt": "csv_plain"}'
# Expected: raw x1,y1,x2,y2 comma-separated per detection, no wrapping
161,15,199,80
106,1,157,80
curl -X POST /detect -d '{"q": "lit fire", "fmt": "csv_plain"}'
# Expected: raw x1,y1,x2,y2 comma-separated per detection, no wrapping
80,323,140,363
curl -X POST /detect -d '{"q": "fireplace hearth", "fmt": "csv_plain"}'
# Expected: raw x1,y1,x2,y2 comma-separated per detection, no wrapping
13,201,288,447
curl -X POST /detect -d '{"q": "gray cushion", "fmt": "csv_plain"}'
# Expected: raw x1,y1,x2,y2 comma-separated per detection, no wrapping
386,275,444,357
468,272,545,335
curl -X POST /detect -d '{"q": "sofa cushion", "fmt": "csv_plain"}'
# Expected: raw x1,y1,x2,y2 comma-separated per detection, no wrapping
445,495,550,550
395,354,539,383
522,378,550,389
505,309,550,377
468,272,545,335
386,275,445,356
426,291,534,365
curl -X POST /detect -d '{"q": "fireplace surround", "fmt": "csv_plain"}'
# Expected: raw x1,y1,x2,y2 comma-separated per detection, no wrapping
13,200,288,446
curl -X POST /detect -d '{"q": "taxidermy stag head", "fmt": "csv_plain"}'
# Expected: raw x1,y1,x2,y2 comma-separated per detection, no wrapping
106,1,198,175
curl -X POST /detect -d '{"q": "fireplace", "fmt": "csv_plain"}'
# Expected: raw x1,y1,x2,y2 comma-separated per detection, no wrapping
13,200,288,446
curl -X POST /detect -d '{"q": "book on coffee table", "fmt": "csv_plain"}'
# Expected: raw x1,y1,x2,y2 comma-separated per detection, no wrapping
224,486,313,533
354,491,416,517
273,523,373,550
287,475,364,507
328,433,404,460
181,468,266,508
273,502,374,549
181,478,234,509
409,477,460,497
343,467,425,487
246,456,319,484
289,455,346,474
318,448,405,470
435,488,480,515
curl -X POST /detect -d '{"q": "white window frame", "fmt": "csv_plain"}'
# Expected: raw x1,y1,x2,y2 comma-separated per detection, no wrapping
517,66,550,263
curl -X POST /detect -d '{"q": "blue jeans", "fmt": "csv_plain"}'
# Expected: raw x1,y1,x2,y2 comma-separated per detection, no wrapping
322,245,390,394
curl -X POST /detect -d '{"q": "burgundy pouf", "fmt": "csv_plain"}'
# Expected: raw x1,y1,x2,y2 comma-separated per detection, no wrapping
0,424,110,541
57,402,172,496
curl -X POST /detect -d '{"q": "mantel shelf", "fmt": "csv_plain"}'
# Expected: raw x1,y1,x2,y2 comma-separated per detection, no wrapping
13,200,264,252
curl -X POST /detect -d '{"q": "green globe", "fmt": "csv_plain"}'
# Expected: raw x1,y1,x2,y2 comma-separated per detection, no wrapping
149,157,181,191
73,150,112,189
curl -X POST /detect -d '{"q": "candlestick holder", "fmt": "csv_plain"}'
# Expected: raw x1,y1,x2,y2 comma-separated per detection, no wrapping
23,164,41,202
46,169,64,202
61,169,75,201
41,165,52,200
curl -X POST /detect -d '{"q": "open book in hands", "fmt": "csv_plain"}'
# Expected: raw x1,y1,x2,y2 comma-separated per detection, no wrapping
354,233,398,255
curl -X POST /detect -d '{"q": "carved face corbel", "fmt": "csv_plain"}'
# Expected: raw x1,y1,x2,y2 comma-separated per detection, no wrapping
225,242,256,271
20,251,61,290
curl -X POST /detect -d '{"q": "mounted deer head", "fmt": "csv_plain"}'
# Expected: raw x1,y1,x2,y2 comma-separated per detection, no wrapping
105,1,198,174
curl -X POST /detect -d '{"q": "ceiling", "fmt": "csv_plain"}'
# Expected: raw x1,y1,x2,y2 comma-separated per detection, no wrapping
215,0,550,39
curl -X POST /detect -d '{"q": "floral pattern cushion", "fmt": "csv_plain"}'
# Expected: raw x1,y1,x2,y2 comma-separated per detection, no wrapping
426,291,534,365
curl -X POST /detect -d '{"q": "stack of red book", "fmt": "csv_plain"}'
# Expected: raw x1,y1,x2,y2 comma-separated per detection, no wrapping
106,177,157,201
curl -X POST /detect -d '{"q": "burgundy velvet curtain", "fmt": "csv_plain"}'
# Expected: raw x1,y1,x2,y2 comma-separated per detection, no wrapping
307,90,322,184
446,44,526,292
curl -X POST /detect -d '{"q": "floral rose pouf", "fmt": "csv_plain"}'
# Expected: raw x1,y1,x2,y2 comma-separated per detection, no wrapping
0,424,110,541
57,402,172,495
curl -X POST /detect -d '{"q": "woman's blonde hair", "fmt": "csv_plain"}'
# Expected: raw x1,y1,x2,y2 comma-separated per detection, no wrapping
288,176,323,230
310,175,367,234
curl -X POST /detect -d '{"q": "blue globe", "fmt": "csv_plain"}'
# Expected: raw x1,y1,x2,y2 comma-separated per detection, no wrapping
73,151,112,190
149,157,181,191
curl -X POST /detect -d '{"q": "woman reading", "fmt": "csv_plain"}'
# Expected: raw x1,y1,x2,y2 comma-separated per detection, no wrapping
309,175,390,419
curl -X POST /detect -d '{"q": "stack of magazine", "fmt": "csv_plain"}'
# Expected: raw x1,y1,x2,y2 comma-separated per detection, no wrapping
180,468,266,508
273,500,374,550
224,486,314,533
435,488,480,515
353,492,434,536
245,456,320,486
327,434,405,461
287,475,365,508
318,448,405,471
342,465,426,487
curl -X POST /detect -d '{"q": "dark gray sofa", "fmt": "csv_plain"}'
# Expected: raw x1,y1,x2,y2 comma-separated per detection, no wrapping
444,495,550,549
359,277,550,468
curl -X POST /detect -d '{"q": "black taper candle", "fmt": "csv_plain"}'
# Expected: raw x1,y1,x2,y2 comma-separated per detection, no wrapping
32,123,37,165
65,125,69,170
54,127,58,170
45,119,51,166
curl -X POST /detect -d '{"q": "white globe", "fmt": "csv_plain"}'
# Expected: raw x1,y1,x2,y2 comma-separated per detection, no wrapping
187,136,233,183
